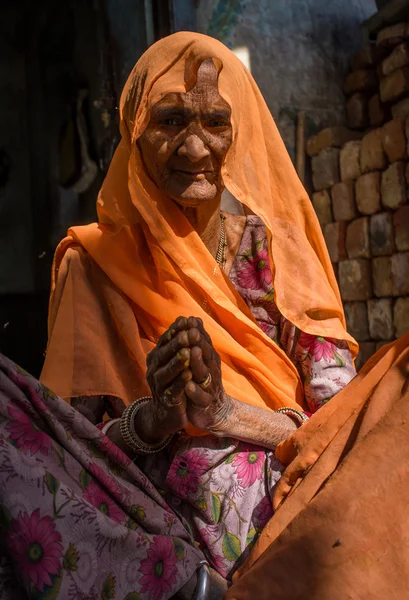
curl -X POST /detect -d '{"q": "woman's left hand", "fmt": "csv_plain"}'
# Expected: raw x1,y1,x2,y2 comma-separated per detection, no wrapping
183,317,233,433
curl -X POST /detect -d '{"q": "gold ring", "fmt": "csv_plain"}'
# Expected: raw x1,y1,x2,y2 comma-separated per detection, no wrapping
198,372,212,390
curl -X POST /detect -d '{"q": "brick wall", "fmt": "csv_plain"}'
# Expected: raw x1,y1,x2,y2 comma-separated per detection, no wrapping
308,23,409,369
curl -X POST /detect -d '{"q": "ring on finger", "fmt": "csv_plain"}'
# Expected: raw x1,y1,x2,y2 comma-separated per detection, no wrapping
198,372,212,390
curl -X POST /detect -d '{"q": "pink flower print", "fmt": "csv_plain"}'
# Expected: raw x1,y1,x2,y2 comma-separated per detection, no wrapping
6,405,52,456
8,509,63,592
166,449,209,498
233,448,264,488
238,248,272,290
98,435,131,467
298,333,337,362
139,536,178,600
253,495,273,529
88,462,121,499
84,481,125,523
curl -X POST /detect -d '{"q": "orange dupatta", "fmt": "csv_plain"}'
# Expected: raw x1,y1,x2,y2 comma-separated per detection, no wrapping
41,32,357,425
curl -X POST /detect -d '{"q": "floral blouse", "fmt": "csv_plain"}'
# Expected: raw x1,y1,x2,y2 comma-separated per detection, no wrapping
73,215,356,421
228,215,356,414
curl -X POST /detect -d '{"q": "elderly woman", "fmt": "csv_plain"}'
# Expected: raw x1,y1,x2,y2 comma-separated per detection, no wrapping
0,32,366,599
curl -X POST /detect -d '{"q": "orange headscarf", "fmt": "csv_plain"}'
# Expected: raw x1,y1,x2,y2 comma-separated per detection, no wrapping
41,32,357,422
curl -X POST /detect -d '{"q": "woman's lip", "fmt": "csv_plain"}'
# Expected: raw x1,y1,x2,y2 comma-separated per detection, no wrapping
173,170,212,180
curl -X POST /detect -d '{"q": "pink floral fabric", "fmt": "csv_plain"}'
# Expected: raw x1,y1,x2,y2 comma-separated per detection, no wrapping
0,217,357,598
229,215,356,413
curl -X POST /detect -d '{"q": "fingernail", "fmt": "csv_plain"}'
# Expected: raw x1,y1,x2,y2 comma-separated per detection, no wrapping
167,328,176,341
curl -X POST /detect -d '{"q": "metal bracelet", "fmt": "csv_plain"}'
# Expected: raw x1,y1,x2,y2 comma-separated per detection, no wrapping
276,406,309,427
101,417,121,435
120,397,173,454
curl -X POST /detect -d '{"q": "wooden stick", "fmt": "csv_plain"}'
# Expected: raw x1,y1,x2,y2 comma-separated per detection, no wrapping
296,111,306,184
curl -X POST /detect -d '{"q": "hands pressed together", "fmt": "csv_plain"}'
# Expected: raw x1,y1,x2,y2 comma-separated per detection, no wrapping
136,316,232,444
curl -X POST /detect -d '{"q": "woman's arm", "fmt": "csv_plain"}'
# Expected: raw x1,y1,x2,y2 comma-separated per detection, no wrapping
208,394,297,449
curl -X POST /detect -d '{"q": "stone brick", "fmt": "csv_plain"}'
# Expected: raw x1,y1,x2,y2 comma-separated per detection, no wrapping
369,93,389,127
391,251,409,295
360,129,388,173
339,259,372,301
380,42,409,77
331,181,357,221
344,69,378,95
323,221,347,263
355,341,376,371
311,147,340,192
355,172,381,215
368,298,394,340
372,256,393,297
392,96,409,119
376,23,409,50
350,45,375,71
344,301,370,341
394,297,409,337
381,119,406,162
346,93,369,130
393,205,409,250
381,161,406,209
306,127,361,157
340,140,361,181
346,217,371,259
405,114,409,156
370,212,396,256
311,190,332,227
380,67,409,103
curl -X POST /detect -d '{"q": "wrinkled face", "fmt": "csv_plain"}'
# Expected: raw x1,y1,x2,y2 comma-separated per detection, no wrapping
137,59,233,207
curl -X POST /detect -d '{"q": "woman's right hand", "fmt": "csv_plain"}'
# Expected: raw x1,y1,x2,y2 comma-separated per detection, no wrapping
134,317,194,443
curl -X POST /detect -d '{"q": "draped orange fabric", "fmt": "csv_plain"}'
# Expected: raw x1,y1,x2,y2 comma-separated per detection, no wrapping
41,32,357,421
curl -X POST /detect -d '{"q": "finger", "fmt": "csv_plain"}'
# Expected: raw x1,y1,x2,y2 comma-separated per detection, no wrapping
187,316,213,345
185,380,211,410
154,347,191,393
189,346,209,384
154,330,190,368
187,328,212,362
163,368,193,406
156,317,189,349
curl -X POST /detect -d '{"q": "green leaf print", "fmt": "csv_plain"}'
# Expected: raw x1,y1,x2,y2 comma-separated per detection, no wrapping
246,527,258,547
63,543,79,572
211,493,222,523
79,468,92,489
31,572,63,600
45,471,60,496
195,495,208,511
101,573,116,600
334,352,346,367
88,439,105,459
123,594,140,600
173,538,185,560
224,453,238,464
129,504,146,522
222,532,241,562
254,239,264,251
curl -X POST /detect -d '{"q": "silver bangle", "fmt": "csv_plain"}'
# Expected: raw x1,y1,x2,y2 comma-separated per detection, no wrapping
276,407,309,427
120,397,173,454
101,418,121,435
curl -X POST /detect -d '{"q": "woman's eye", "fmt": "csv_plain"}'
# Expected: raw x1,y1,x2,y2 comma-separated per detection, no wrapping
163,118,181,126
208,120,229,128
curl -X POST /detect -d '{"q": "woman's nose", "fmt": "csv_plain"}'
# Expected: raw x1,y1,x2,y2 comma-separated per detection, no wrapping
177,134,210,162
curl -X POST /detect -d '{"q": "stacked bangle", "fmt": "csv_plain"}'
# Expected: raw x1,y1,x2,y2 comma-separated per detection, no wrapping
276,407,309,427
120,396,174,454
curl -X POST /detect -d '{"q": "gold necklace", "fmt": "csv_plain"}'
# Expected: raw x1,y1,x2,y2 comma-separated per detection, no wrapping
216,213,228,269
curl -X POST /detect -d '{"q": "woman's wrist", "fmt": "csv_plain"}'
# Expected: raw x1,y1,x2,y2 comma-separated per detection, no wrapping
207,392,235,437
132,401,168,444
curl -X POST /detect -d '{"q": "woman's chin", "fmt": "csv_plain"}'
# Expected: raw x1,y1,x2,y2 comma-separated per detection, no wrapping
169,182,220,207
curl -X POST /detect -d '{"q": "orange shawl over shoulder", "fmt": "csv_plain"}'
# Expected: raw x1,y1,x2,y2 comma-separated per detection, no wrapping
41,32,357,421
